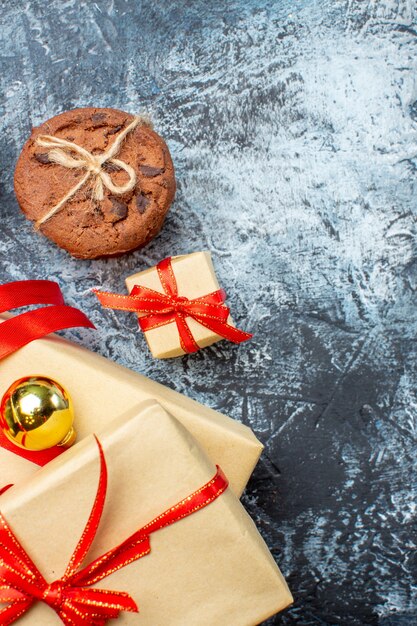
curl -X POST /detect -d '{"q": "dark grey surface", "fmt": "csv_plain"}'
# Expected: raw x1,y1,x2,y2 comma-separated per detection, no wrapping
0,1,416,624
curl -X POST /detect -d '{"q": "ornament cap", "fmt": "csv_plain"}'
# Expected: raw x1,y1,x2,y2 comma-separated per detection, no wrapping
58,426,77,448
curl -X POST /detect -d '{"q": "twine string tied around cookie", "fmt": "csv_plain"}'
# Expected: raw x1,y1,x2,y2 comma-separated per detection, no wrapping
34,115,146,229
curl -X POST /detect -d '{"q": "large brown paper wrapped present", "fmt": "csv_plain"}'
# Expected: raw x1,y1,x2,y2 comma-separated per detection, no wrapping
0,401,292,624
0,318,262,495
125,251,244,358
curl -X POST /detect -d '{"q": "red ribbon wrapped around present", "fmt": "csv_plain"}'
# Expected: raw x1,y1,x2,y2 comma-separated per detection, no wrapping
0,280,94,362
0,436,228,625
94,254,252,358
0,280,95,470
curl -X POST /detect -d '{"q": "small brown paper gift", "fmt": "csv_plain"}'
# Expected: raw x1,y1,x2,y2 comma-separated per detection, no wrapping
0,401,292,625
0,318,262,495
125,251,251,358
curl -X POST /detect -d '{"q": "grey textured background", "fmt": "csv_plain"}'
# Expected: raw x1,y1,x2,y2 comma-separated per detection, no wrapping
0,1,416,624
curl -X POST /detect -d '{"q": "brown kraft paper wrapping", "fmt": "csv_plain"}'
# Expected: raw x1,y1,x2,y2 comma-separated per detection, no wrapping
0,401,293,625
0,318,262,495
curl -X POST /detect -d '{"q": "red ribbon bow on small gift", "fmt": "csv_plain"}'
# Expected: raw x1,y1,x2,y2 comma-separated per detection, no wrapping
94,256,252,353
0,438,228,625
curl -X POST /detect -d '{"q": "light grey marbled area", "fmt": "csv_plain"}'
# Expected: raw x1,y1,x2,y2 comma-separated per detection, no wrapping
0,1,416,624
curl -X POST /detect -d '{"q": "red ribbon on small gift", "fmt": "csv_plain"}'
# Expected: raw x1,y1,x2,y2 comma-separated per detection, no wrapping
0,438,228,625
0,280,95,469
94,256,252,354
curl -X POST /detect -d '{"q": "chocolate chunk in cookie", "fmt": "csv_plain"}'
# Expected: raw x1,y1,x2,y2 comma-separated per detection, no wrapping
140,165,164,177
91,112,107,124
136,194,150,214
109,198,129,222
34,153,50,164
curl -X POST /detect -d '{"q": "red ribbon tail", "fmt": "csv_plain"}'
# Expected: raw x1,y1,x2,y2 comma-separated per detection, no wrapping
93,287,174,314
0,305,95,361
66,587,138,613
0,598,34,626
73,536,150,588
141,466,229,536
0,281,64,313
63,438,107,579
0,514,45,583
175,313,200,353
193,315,253,344
0,588,28,604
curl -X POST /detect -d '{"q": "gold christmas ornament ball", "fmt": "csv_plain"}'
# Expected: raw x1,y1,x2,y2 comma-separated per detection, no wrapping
0,376,76,451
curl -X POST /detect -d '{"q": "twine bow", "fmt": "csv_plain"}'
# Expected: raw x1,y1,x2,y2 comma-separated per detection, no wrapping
94,257,253,354
0,438,228,625
34,115,146,228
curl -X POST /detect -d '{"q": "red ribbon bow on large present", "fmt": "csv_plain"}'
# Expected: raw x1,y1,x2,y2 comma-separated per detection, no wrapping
94,256,252,353
0,280,95,471
0,438,228,625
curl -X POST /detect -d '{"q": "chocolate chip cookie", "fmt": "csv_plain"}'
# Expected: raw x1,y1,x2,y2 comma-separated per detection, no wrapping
14,107,176,259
